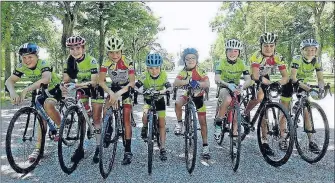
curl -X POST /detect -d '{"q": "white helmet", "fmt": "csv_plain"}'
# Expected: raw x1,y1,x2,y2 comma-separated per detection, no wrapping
300,39,319,50
225,39,243,50
105,36,124,52
260,32,278,44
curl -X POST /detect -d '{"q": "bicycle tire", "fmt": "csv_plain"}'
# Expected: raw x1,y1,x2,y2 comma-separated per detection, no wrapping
230,104,241,172
295,101,329,163
6,107,45,174
256,102,294,167
185,103,198,174
99,109,118,179
58,105,85,174
147,111,154,174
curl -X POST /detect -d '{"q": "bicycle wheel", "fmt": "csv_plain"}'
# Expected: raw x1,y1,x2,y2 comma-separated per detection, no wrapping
295,101,329,163
6,107,45,173
185,103,198,174
58,105,85,174
147,111,154,174
229,104,241,172
256,102,294,167
99,109,118,179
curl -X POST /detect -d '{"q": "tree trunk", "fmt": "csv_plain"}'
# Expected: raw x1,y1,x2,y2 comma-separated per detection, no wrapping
98,2,105,66
3,2,12,80
60,2,81,61
312,2,325,62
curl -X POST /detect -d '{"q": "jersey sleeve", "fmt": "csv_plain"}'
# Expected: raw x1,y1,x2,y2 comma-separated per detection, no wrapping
135,73,146,88
250,52,261,68
162,71,172,88
127,61,135,75
40,60,52,73
274,53,286,71
198,68,209,81
215,61,223,75
13,63,24,78
242,62,250,75
176,69,187,80
315,58,323,72
291,56,301,69
90,58,98,74
100,60,110,73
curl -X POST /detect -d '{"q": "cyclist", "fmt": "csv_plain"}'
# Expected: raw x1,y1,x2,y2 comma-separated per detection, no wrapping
286,39,325,153
98,36,135,165
243,32,289,155
214,39,252,141
173,48,211,159
5,43,62,162
135,53,172,161
62,35,104,163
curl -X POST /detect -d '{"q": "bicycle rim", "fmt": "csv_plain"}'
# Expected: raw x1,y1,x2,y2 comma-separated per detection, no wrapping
99,110,118,179
6,107,45,174
58,105,84,174
256,102,294,167
295,101,329,163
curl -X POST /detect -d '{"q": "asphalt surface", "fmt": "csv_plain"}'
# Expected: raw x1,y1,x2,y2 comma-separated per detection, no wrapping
1,71,334,183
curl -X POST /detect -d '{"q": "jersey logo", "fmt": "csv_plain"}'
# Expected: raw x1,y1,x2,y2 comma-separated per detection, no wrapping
16,63,22,68
91,59,97,64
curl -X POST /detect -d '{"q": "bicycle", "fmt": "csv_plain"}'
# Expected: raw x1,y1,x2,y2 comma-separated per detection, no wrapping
139,88,170,174
241,83,295,167
291,81,331,163
175,85,205,174
58,84,99,175
99,86,134,179
214,84,243,171
6,83,74,174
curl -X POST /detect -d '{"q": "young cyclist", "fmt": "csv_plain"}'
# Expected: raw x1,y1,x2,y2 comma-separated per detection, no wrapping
286,39,324,153
173,48,211,159
62,35,104,163
243,32,289,155
98,36,135,165
5,43,62,162
135,53,172,161
214,39,252,141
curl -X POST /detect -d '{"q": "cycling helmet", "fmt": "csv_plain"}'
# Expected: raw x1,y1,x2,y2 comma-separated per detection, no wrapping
300,39,319,50
105,36,124,52
225,39,243,50
66,35,86,47
146,53,163,67
18,43,39,56
260,32,278,44
182,48,199,62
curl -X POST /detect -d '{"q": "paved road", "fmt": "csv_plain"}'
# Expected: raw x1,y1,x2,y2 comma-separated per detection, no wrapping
1,71,334,183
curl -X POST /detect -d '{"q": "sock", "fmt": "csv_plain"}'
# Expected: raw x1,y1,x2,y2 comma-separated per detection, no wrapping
125,139,131,152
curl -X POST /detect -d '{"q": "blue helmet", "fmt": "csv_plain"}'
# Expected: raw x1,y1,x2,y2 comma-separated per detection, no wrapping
18,43,39,56
182,48,199,62
146,53,163,67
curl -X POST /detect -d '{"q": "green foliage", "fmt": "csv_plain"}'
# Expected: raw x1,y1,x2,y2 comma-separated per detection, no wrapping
210,2,334,68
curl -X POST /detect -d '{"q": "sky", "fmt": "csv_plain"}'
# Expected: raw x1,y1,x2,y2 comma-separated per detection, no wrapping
39,2,222,61
147,2,222,62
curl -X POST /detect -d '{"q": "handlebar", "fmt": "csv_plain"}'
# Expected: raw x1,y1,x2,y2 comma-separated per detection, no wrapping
137,89,171,106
